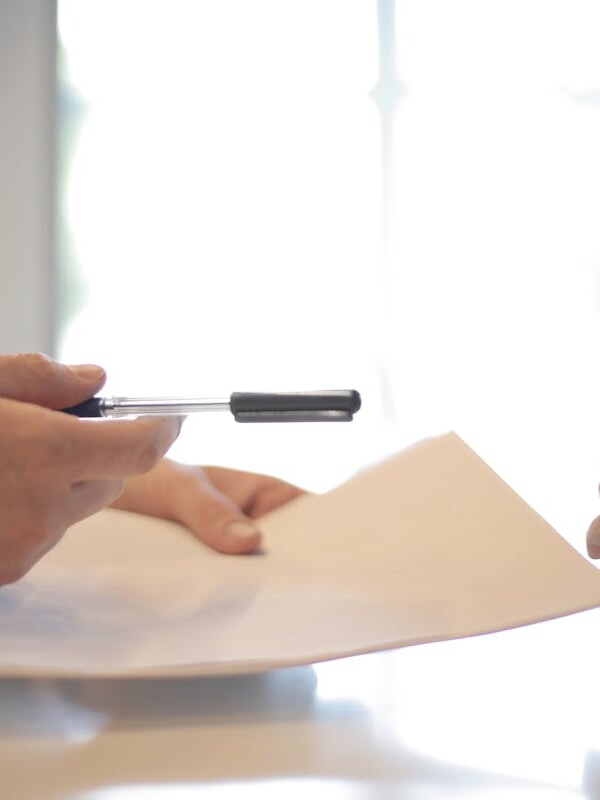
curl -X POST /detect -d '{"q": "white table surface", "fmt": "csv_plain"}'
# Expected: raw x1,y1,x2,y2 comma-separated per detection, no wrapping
3,603,600,800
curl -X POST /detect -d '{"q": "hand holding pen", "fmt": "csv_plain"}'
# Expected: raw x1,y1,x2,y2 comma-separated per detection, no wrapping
0,354,361,586
0,355,181,585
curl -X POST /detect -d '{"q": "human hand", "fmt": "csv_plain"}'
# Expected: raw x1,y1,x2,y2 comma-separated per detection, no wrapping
0,353,182,584
112,458,305,554
587,497,600,559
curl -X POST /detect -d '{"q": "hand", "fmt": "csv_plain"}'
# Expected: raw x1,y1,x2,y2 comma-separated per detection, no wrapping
0,353,182,585
112,458,305,554
587,497,600,559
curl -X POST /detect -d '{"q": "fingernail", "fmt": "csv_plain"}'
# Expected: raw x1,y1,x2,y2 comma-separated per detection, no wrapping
70,364,105,381
225,521,260,543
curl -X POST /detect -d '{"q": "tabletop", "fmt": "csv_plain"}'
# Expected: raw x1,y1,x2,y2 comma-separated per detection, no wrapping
3,602,600,800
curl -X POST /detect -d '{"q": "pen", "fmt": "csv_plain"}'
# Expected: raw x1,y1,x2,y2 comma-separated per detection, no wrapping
61,390,362,422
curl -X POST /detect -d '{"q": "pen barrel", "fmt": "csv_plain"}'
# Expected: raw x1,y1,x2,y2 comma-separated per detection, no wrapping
102,397,229,417
230,390,361,422
60,397,230,418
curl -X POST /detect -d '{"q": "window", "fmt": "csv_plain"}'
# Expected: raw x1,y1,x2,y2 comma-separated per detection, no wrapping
57,1,381,490
57,2,600,536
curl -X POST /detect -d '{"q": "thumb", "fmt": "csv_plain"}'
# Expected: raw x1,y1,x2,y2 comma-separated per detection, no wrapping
0,353,106,409
177,478,262,555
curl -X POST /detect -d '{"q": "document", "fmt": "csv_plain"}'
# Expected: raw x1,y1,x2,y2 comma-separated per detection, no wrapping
1,432,600,677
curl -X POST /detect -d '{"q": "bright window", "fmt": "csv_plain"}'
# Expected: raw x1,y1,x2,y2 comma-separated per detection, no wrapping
57,1,381,490
57,2,600,537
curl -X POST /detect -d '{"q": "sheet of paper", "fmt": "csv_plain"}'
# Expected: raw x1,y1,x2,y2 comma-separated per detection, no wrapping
1,432,600,677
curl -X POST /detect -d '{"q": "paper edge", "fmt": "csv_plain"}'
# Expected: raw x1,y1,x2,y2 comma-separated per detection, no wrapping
1,599,598,680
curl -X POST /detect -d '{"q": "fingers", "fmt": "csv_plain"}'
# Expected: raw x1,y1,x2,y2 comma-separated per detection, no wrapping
587,484,600,559
243,478,305,518
102,458,304,557
72,415,184,479
116,461,263,554
179,484,263,555
0,398,182,484
172,465,304,554
0,353,106,409
587,515,600,558
0,371,183,585
202,466,305,518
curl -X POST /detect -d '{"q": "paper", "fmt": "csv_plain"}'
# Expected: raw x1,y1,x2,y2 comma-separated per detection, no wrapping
2,432,600,677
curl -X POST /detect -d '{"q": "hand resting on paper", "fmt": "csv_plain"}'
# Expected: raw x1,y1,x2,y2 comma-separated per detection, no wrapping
0,353,183,585
112,459,304,554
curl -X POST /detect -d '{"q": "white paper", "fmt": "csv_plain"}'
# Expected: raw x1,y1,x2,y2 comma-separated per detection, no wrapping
1,432,600,677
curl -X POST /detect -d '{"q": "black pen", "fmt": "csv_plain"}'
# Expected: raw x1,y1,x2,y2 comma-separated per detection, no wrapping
61,390,362,422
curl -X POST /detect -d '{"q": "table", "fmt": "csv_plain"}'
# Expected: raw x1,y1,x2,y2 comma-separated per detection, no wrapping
3,605,600,800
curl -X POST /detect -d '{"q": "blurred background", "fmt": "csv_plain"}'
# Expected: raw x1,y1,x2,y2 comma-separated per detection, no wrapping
2,0,600,550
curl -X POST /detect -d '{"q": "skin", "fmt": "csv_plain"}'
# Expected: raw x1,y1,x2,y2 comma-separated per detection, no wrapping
113,460,304,555
587,490,600,559
0,353,303,586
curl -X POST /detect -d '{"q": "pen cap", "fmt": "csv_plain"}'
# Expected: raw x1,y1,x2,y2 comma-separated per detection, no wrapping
230,390,361,422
